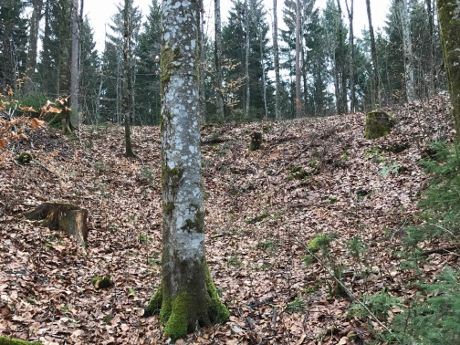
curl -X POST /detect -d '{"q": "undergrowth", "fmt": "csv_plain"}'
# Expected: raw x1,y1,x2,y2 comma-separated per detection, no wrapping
307,141,460,344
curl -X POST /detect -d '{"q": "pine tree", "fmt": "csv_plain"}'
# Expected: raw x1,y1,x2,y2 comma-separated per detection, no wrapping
0,0,28,92
79,18,101,124
135,0,161,125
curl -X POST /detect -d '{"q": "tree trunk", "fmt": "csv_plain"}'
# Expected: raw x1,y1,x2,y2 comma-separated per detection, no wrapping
436,0,460,140
426,0,436,95
345,0,355,112
25,0,43,94
144,0,229,340
198,0,206,124
71,0,80,126
366,0,381,105
259,26,268,119
398,0,416,102
123,0,135,158
273,0,281,120
335,0,348,114
295,0,302,118
214,0,224,120
244,0,250,118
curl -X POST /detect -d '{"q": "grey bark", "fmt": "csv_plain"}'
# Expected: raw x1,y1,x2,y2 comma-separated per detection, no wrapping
122,0,135,157
148,0,228,338
345,0,355,112
71,0,80,126
366,0,381,105
397,0,416,102
25,0,43,94
273,0,281,120
244,0,250,117
214,0,224,119
295,0,302,118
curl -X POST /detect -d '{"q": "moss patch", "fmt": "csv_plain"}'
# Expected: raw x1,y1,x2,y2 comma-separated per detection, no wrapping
364,111,394,139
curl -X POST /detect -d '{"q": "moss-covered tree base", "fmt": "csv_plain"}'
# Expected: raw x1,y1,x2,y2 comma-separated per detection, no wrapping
144,268,230,341
364,111,394,139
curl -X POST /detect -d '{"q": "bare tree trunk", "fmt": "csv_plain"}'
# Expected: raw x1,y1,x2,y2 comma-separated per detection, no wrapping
198,0,206,123
214,0,224,120
436,0,460,140
123,0,135,157
273,0,281,120
398,0,416,102
345,0,355,112
244,0,250,118
144,0,229,339
71,0,80,126
295,0,302,118
259,26,268,119
425,0,435,95
25,0,43,94
366,0,381,105
335,0,348,114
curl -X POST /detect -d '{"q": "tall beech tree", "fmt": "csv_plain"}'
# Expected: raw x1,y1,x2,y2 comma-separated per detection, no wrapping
436,0,460,139
144,0,229,340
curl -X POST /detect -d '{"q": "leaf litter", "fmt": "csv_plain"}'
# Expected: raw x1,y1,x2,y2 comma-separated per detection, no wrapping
0,95,457,344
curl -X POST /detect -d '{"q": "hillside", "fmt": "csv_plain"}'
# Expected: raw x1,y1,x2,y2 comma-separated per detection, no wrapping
0,95,455,344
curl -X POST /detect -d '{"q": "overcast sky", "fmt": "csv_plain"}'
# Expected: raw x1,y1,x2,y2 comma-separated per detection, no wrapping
84,0,391,53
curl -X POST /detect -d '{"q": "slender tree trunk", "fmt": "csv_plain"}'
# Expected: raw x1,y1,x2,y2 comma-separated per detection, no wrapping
123,0,135,157
259,26,268,119
25,0,43,94
398,0,416,102
214,0,224,120
436,0,460,140
244,0,250,118
425,0,435,95
295,0,302,118
273,0,281,120
335,0,347,113
144,0,229,339
366,0,381,105
345,0,355,112
71,0,80,126
198,0,206,123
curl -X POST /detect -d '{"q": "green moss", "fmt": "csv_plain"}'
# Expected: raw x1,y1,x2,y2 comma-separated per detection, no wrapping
205,267,230,323
144,284,163,317
181,209,204,233
364,111,394,139
162,164,184,196
91,276,113,289
160,43,181,89
163,202,175,216
163,293,193,340
0,336,42,345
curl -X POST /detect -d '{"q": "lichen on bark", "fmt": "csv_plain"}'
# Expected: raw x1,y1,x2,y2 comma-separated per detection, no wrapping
146,0,229,340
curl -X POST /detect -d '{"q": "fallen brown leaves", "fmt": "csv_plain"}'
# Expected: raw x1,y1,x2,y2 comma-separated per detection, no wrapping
0,95,456,344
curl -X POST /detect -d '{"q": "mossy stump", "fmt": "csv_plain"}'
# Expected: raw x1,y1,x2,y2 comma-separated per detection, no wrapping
364,111,394,139
24,202,88,246
249,131,263,151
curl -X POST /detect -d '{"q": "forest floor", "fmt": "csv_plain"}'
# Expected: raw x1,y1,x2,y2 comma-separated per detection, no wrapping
0,96,457,344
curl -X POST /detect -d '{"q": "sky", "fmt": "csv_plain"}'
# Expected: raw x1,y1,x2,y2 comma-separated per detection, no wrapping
84,0,391,53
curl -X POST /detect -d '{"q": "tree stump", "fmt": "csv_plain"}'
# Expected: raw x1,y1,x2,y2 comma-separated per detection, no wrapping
24,202,88,246
249,131,263,151
364,111,394,139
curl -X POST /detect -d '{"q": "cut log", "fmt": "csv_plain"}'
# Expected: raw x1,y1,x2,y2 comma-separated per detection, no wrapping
24,202,88,246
